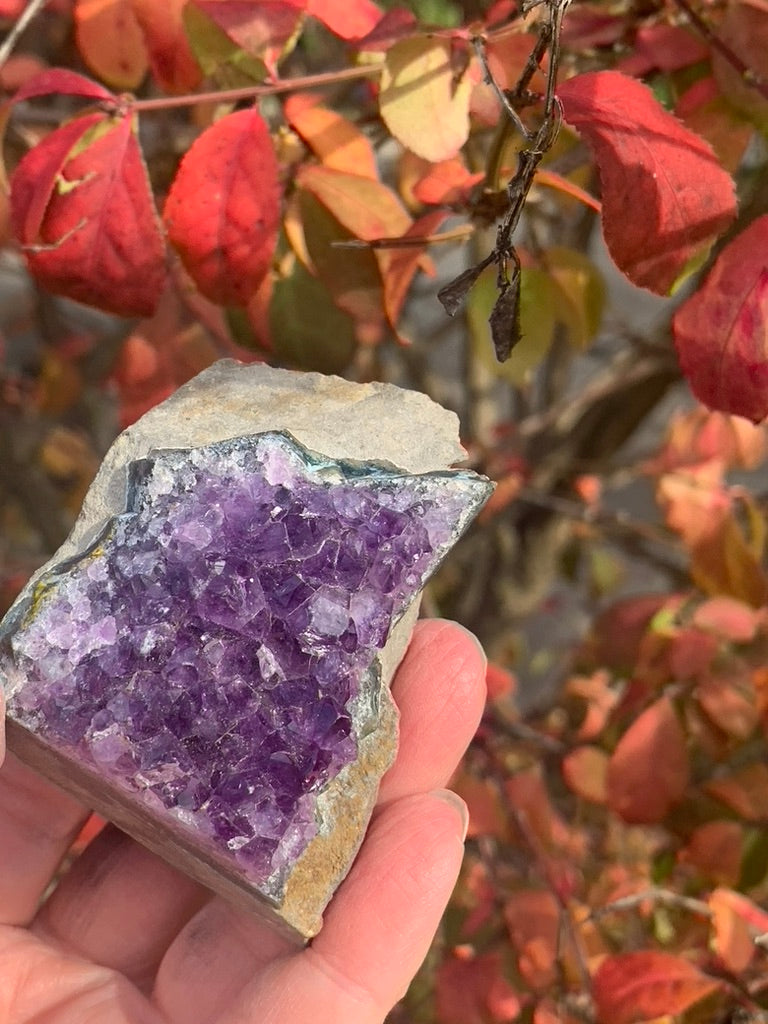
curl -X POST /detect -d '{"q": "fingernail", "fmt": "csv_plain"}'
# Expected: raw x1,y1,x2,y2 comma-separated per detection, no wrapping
432,788,469,842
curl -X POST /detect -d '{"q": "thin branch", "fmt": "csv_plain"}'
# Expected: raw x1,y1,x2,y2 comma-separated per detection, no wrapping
472,34,531,141
0,0,48,71
589,888,713,921
331,225,475,250
670,0,768,103
130,63,384,113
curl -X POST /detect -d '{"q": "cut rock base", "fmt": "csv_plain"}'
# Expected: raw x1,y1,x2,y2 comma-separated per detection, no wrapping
0,362,491,940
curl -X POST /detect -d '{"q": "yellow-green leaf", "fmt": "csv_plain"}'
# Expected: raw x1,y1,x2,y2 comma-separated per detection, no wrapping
379,37,472,162
468,266,557,386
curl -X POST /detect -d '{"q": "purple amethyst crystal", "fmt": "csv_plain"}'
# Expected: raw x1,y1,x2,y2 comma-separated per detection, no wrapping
1,432,489,895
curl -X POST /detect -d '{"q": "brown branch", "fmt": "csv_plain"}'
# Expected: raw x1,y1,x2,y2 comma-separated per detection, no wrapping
670,0,768,102
589,888,713,921
0,0,47,71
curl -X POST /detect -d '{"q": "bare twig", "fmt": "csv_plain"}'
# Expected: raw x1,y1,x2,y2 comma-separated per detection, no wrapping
438,0,572,358
589,888,713,921
0,0,48,71
670,0,768,103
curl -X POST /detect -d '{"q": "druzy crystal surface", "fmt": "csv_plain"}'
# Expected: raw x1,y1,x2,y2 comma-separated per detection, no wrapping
2,432,486,893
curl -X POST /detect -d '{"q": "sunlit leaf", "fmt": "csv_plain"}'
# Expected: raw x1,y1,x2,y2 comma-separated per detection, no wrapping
11,112,166,316
284,96,378,179
593,951,722,1024
380,37,473,162
606,697,689,823
164,107,281,306
558,70,737,293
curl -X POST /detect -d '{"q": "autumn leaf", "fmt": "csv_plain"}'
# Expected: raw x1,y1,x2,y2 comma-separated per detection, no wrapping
562,746,609,804
10,112,167,317
435,951,522,1024
558,70,737,293
284,96,378,179
306,0,382,40
592,951,722,1024
74,0,148,90
412,157,483,205
706,762,768,821
268,257,357,372
504,890,560,990
296,164,411,240
709,888,756,974
673,215,768,423
606,697,689,823
380,209,447,338
380,37,473,163
680,820,744,886
191,0,304,77
10,67,115,104
164,107,281,306
712,0,768,130
131,0,202,94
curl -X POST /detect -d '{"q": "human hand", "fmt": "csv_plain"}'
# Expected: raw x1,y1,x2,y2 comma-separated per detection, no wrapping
0,619,486,1024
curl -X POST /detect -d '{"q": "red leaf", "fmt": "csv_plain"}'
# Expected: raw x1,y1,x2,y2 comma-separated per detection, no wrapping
679,820,744,886
709,888,756,973
11,113,166,316
617,25,709,75
562,745,608,804
606,697,689,823
307,0,382,40
132,0,202,94
692,596,762,642
673,215,768,423
558,70,736,293
10,67,114,104
593,952,722,1024
381,209,447,336
164,108,281,306
435,951,522,1024
193,0,304,75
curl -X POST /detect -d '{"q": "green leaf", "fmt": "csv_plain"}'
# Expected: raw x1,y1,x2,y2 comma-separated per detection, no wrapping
269,259,356,373
467,266,557,386
298,189,384,328
183,3,266,86
545,245,605,350
739,827,768,890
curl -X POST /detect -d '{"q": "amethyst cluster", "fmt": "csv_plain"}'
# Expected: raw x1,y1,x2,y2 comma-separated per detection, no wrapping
2,433,486,889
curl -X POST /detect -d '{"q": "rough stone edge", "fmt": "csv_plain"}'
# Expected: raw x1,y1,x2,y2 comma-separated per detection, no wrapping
1,360,478,941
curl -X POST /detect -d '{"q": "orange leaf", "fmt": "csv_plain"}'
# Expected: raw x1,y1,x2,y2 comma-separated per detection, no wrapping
435,951,522,1024
679,820,744,887
534,168,602,213
709,888,755,973
706,762,768,821
284,97,378,179
297,164,411,240
451,771,509,841
562,746,608,804
380,209,447,336
504,890,560,990
412,158,483,205
697,663,758,739
74,0,148,90
164,108,281,306
131,0,202,94
593,952,722,1024
306,0,382,40
606,697,689,823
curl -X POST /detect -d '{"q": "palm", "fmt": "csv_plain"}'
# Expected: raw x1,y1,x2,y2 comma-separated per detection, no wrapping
0,621,484,1024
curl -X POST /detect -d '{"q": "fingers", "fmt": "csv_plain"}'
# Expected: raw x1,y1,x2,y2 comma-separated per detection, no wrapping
0,753,90,926
32,825,209,990
380,618,487,803
227,791,468,1024
153,620,484,1023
